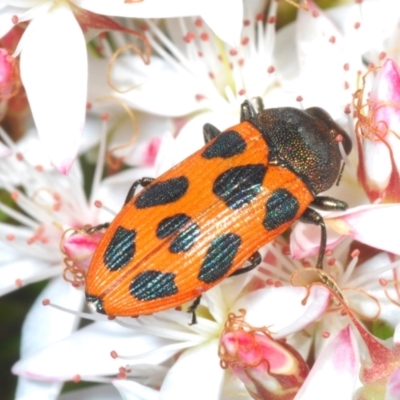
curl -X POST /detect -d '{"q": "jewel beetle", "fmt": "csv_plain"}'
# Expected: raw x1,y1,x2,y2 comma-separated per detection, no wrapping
85,100,352,320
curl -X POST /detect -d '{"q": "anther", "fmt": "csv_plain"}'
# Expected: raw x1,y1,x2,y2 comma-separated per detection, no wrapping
241,37,249,46
117,367,127,379
267,66,275,74
195,94,206,101
322,331,330,338
16,152,23,161
15,279,22,288
101,113,109,121
195,19,203,28
73,375,81,383
183,32,195,43
312,10,319,18
351,249,360,258
335,134,343,143
354,22,361,29
11,15,19,24
343,63,350,71
329,36,336,44
42,298,51,306
238,89,246,96
379,278,387,286
110,350,118,359
200,32,209,41
328,258,336,266
268,16,276,24
256,13,264,21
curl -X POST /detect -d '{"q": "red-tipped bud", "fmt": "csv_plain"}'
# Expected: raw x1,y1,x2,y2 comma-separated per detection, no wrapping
219,311,309,400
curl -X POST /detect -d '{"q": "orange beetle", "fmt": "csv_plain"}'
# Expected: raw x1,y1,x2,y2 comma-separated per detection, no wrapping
85,100,352,320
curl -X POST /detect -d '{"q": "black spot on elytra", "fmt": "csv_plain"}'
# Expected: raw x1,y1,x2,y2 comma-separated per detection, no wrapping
263,189,300,231
156,214,191,239
135,176,189,209
202,130,247,159
85,294,106,314
169,222,200,253
130,270,178,301
104,226,136,271
213,164,267,209
198,233,242,283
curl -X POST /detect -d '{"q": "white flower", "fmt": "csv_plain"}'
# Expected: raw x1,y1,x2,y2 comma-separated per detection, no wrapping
0,121,156,399
88,0,281,149
1,0,242,174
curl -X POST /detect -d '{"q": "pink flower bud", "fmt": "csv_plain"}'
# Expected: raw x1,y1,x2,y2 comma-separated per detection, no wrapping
61,228,105,287
219,310,309,400
355,59,400,202
0,48,17,99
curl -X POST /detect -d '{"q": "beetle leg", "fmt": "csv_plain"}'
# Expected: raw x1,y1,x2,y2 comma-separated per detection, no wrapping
230,251,262,277
252,97,264,114
300,208,327,269
240,100,257,123
124,177,154,204
311,196,348,211
203,123,221,143
188,295,202,325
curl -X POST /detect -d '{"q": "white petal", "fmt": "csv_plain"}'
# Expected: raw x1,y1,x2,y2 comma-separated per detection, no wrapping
20,3,87,174
15,379,62,400
0,257,61,297
88,56,202,117
113,380,159,400
326,204,400,255
296,326,359,400
15,277,84,399
232,285,331,338
160,339,224,400
59,384,120,400
19,277,84,357
13,321,175,380
200,0,242,46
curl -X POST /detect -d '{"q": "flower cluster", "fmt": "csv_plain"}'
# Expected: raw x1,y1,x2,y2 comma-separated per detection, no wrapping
1,1,400,399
